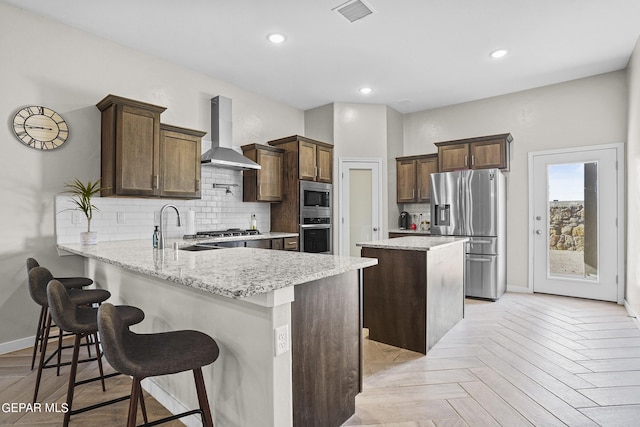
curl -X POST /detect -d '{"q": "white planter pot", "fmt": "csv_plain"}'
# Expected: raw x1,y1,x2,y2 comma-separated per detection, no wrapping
80,231,98,245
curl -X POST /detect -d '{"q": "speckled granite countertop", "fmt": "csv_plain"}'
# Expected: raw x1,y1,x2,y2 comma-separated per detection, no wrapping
57,240,377,299
357,236,468,251
388,229,431,235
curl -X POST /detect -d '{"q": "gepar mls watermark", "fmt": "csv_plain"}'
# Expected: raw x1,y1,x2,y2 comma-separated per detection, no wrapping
2,402,68,413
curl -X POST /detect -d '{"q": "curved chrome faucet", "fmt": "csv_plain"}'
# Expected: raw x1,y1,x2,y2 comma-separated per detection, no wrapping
158,204,182,249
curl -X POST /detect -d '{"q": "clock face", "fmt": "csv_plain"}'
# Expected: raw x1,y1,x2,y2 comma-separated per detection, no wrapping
12,106,69,150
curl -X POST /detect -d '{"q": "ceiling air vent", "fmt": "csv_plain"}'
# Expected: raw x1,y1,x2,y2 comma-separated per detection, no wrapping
334,0,375,23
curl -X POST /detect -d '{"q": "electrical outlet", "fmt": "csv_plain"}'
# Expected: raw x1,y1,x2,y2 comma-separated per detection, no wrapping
274,324,290,356
117,212,126,224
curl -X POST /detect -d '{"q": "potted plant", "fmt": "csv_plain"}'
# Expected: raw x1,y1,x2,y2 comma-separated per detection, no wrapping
64,178,104,245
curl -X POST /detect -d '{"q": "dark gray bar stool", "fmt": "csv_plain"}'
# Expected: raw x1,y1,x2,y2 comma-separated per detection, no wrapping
98,302,220,427
29,266,112,402
47,280,146,427
26,257,94,290
26,258,100,371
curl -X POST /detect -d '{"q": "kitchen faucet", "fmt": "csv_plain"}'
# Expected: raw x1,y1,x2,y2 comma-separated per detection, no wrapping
158,204,182,249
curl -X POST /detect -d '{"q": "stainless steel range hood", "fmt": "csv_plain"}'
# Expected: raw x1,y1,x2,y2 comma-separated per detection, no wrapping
201,96,261,170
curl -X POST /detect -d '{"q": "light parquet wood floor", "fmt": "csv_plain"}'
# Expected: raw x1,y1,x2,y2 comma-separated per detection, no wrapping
0,338,184,426
345,292,640,427
2,292,640,426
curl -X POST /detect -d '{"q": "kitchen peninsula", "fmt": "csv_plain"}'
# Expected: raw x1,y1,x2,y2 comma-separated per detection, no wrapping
357,236,467,354
57,239,377,427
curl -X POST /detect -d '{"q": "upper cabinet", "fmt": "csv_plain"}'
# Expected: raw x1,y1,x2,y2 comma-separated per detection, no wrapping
97,95,205,199
435,133,513,172
241,143,284,202
159,124,206,199
269,135,333,183
396,154,438,203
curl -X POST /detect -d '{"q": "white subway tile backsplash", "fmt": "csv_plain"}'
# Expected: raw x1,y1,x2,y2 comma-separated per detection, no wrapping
55,168,271,244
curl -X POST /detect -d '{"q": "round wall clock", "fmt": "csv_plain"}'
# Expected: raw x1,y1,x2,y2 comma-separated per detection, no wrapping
12,106,69,150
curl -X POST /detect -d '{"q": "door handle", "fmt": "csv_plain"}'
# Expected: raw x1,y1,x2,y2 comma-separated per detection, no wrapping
468,257,491,262
373,227,379,231
535,230,542,235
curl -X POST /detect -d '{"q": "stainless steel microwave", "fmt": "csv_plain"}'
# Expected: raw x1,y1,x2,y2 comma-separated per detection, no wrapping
300,181,332,210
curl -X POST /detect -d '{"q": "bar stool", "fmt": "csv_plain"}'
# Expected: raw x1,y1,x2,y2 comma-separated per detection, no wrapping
29,266,111,402
98,302,220,427
26,257,94,290
26,259,99,371
47,280,146,427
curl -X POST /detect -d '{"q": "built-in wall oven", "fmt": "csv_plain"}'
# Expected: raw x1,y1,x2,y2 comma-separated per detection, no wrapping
299,181,333,254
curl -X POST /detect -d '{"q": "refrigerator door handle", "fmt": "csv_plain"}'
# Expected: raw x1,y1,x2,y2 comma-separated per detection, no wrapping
468,257,492,262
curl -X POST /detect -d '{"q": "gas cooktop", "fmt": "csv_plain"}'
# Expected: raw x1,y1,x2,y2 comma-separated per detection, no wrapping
184,229,261,239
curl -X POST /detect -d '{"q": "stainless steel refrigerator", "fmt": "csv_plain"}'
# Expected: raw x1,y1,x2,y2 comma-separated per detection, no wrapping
430,169,506,300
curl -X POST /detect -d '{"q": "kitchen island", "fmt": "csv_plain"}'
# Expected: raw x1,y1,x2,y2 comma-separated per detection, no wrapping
357,236,467,354
57,239,377,427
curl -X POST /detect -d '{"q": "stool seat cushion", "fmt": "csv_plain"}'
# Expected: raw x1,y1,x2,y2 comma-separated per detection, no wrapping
29,266,110,307
68,288,111,306
122,330,219,378
98,303,219,379
57,276,94,289
47,280,144,334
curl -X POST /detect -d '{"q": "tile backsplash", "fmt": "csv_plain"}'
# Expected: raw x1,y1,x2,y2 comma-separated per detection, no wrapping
55,168,271,244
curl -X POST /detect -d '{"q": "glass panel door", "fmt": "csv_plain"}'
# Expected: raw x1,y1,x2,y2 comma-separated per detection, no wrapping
547,162,598,280
531,145,621,302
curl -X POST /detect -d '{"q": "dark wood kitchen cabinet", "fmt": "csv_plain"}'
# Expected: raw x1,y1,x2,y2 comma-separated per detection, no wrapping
268,135,333,183
97,94,205,199
97,95,166,197
436,133,512,172
241,143,284,202
159,124,206,199
396,154,438,203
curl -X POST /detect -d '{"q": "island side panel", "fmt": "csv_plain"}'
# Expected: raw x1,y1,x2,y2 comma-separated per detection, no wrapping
86,258,293,427
361,247,427,354
292,270,360,427
426,242,465,350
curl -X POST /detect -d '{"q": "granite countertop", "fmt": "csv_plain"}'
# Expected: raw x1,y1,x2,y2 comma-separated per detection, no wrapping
388,228,431,235
357,235,468,251
57,240,377,299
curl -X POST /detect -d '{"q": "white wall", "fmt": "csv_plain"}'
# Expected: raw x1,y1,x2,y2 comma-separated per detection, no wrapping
304,104,334,144
386,106,404,229
0,3,303,349
333,103,390,243
626,37,640,317
403,71,628,290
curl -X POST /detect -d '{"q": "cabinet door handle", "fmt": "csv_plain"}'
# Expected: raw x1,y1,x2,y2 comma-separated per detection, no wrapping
259,185,262,196
195,179,200,191
464,155,468,166
418,188,421,199
471,155,475,166
152,175,158,189
412,189,415,199
315,166,318,178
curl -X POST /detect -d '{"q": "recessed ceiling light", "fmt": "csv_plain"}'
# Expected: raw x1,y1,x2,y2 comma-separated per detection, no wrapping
267,33,287,44
359,87,373,94
490,49,509,59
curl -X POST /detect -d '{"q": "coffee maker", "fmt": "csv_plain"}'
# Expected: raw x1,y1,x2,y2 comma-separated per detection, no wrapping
398,211,410,229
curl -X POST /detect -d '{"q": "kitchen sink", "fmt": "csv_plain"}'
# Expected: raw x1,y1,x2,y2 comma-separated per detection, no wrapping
179,244,226,251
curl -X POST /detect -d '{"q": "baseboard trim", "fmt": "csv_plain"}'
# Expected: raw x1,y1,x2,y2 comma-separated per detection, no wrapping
0,336,33,355
624,299,640,329
507,285,532,294
141,378,202,427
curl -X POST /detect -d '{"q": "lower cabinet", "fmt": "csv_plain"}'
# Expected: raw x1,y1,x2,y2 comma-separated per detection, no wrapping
218,237,299,251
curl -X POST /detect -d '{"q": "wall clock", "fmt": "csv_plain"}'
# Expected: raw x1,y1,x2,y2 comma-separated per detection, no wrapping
12,106,69,150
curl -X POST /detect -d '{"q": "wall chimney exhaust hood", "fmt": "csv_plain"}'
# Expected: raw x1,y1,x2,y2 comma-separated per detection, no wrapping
201,96,261,170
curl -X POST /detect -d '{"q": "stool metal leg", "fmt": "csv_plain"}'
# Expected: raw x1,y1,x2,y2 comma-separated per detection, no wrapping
62,334,82,427
127,378,141,427
33,314,52,403
194,368,214,427
56,326,63,376
30,306,46,370
93,332,106,391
